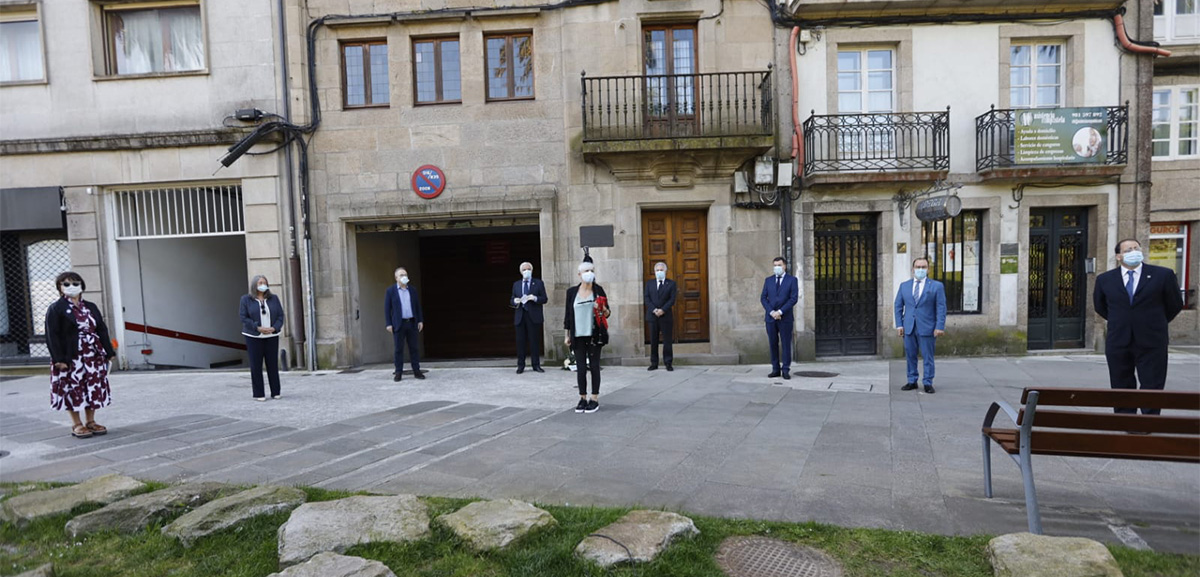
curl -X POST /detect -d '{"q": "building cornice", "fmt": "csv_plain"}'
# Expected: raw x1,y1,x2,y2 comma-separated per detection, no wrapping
0,128,249,156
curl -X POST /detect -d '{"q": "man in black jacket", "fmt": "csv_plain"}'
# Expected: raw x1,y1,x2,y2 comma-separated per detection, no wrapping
1094,238,1184,414
512,261,548,374
644,261,677,371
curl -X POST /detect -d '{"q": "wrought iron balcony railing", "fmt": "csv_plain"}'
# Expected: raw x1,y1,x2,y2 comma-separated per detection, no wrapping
802,109,950,176
975,105,1129,172
581,70,773,142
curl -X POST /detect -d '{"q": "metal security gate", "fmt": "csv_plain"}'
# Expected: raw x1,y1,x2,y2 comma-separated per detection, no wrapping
814,214,878,356
0,234,70,362
1027,208,1087,350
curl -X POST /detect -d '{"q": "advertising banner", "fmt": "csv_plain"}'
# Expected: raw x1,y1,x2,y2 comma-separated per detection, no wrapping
1015,107,1107,165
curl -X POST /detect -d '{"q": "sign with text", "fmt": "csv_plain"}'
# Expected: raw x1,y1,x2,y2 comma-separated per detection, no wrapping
411,165,446,199
1015,107,1107,165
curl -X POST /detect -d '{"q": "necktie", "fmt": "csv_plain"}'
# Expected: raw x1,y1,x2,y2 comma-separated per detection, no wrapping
658,280,662,291
1125,270,1135,304
914,280,921,300
776,276,781,288
524,280,530,296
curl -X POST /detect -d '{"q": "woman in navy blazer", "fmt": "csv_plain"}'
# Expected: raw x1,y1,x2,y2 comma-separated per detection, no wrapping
239,275,285,401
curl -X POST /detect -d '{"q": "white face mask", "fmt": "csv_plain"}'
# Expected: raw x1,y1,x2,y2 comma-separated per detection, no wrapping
522,269,532,279
773,265,784,276
62,285,83,298
655,270,666,281
397,276,409,286
257,284,269,293
581,271,595,284
1121,250,1143,267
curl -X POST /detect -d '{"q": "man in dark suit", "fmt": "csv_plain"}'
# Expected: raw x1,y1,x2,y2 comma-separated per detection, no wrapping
512,261,548,374
894,257,947,394
385,267,424,382
761,256,799,379
644,261,677,371
1094,239,1184,414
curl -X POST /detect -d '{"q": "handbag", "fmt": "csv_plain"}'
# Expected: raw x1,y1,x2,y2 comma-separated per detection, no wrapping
593,296,610,346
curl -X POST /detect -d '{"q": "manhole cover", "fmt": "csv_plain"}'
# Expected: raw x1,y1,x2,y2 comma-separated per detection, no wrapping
716,536,843,577
794,371,838,378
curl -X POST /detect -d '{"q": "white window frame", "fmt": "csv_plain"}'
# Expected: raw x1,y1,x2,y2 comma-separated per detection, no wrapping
0,4,47,84
1155,0,1200,43
1152,85,1200,160
1148,223,1190,302
93,0,208,79
836,47,895,114
1010,41,1064,109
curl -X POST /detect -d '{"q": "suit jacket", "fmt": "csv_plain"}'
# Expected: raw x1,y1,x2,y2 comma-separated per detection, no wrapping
45,298,116,364
512,277,548,325
1094,263,1183,349
760,274,799,323
644,278,677,321
239,294,286,336
384,284,424,328
894,278,947,336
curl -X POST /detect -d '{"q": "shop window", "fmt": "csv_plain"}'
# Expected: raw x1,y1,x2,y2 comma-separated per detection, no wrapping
485,32,533,101
342,39,389,108
1149,223,1191,307
101,2,205,76
921,211,983,314
0,6,44,83
413,37,460,105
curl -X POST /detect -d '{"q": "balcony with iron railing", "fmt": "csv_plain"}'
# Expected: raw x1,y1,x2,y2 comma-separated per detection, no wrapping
975,104,1128,179
802,109,950,185
580,70,774,157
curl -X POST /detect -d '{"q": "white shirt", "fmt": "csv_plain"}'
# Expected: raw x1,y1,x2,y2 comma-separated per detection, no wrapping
1122,264,1143,296
243,297,278,339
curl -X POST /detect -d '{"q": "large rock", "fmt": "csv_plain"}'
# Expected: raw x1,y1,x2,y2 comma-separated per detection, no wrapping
162,485,306,547
987,533,1124,577
437,499,557,550
14,563,54,577
0,475,146,526
575,510,699,567
267,552,395,577
277,495,429,567
65,482,234,537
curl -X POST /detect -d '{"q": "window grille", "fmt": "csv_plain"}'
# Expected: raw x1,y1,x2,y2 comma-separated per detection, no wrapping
920,211,983,314
113,185,243,240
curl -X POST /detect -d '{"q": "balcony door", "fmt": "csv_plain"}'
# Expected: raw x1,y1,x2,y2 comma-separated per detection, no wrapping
643,24,697,137
836,48,896,162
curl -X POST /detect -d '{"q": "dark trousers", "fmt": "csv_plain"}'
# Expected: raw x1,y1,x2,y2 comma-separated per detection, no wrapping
392,319,421,374
648,316,673,366
515,317,542,369
766,319,793,372
572,338,602,395
245,336,280,398
904,333,937,385
1106,342,1169,415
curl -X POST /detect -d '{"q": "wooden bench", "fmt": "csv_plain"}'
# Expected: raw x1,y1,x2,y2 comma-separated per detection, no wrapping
981,387,1200,534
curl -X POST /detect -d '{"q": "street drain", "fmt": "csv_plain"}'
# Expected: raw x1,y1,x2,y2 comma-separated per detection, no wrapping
715,536,843,577
794,371,839,378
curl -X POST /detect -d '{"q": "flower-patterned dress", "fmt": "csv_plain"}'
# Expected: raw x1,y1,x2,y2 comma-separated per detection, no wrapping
50,301,111,411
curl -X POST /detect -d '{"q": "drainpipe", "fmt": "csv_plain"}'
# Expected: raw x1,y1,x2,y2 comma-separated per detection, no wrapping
783,26,802,273
1113,13,1172,57
277,0,306,368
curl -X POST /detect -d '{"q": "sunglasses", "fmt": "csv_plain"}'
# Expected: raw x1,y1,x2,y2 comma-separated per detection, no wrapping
260,304,268,314
61,282,81,288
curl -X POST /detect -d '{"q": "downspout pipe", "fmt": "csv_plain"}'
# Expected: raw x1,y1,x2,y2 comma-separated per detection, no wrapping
277,0,307,369
1113,13,1171,57
790,26,802,182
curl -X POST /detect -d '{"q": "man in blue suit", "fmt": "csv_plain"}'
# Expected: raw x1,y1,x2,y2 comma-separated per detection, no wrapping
385,267,424,382
512,261,548,374
894,257,946,394
761,256,799,379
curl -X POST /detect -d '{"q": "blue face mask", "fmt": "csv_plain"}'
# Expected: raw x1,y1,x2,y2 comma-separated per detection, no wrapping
1122,250,1143,267
914,269,928,280
655,270,665,281
257,284,269,293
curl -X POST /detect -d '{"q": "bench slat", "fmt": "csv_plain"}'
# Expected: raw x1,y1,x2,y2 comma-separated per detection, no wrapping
1019,388,1200,410
1016,410,1200,435
983,428,1200,463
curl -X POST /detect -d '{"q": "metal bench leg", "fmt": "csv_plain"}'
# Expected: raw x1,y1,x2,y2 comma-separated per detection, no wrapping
982,434,994,498
1019,450,1042,534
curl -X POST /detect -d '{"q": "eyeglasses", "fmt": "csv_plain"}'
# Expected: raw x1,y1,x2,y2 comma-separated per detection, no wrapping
61,282,81,288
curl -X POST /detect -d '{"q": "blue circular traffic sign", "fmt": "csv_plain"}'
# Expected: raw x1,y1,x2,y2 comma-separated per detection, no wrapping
411,165,446,199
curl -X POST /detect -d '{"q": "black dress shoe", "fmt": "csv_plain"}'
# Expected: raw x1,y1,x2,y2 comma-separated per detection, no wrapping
923,385,935,394
516,368,525,374
647,365,658,371
533,367,544,373
781,372,791,380
901,383,918,391
666,365,673,372
393,373,402,382
767,371,781,378
414,371,426,380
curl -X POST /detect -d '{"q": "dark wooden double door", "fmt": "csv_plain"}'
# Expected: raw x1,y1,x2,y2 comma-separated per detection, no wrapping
641,210,709,343
1027,208,1087,350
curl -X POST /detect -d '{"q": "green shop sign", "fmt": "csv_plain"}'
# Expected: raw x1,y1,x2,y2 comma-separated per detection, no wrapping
1014,107,1108,165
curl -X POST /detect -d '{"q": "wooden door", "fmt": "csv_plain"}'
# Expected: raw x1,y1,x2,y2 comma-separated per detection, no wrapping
641,210,709,343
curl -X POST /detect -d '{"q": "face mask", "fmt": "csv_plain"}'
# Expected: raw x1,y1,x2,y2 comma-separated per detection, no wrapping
581,272,595,284
62,285,83,297
655,270,666,281
773,266,784,276
522,270,532,279
1122,250,1143,267
914,269,928,280
257,284,269,293
398,276,409,285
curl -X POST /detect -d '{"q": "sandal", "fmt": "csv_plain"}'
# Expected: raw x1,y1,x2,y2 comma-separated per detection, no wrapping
85,421,107,435
71,424,93,439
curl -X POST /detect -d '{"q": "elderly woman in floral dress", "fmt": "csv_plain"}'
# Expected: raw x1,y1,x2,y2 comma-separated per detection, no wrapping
45,271,115,439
